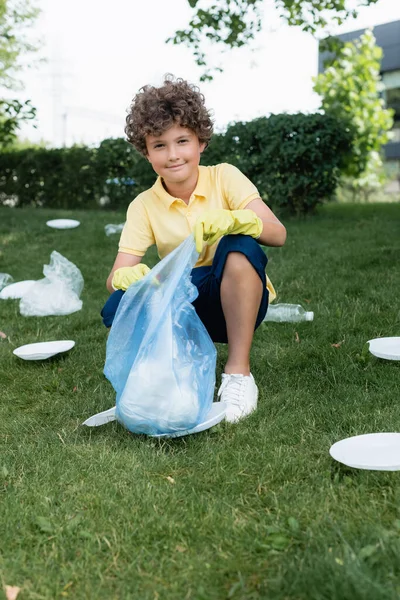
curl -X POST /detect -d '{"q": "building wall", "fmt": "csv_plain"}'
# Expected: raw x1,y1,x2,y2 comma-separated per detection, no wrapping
318,20,400,74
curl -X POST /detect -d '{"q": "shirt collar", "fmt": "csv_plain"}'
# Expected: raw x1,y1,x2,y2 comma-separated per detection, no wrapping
152,166,207,207
193,166,207,198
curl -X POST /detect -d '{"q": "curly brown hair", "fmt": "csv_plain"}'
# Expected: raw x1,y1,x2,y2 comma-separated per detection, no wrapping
125,74,214,155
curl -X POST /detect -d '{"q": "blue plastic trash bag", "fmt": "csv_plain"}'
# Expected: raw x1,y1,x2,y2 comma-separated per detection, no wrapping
104,235,217,436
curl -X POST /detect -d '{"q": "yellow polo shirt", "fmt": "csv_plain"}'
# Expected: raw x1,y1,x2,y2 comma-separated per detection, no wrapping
119,163,276,300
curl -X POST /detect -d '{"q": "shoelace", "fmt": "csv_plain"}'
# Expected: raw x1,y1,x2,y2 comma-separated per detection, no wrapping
218,374,245,407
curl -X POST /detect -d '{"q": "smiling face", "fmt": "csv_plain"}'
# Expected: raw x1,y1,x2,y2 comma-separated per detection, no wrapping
145,124,206,195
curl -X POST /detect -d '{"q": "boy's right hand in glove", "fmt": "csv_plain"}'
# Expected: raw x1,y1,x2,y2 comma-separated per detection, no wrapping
112,264,151,291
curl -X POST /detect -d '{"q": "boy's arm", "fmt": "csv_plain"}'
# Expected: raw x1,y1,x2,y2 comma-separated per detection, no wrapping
245,198,287,247
106,252,143,293
106,194,156,292
218,164,286,247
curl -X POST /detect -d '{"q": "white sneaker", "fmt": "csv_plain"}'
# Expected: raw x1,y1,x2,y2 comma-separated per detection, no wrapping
217,373,258,423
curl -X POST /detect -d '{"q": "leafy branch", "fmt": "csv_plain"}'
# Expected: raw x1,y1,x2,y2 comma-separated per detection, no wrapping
167,0,379,80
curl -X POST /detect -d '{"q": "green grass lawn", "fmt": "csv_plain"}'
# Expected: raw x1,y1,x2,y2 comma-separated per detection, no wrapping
1,203,400,600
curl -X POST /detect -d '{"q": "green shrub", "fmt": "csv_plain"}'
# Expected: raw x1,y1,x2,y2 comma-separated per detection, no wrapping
0,113,353,214
202,113,354,214
0,146,99,209
93,138,154,209
0,140,154,210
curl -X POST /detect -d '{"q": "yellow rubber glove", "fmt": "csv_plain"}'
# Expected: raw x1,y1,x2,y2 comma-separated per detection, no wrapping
112,264,151,291
194,209,263,253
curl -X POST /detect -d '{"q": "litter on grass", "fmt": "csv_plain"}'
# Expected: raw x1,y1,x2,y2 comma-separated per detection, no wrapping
46,219,80,229
0,280,36,299
367,337,400,361
330,433,400,471
19,251,84,316
13,340,75,360
105,223,125,236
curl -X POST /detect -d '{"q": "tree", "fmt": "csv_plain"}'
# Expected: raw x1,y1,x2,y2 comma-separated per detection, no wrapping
0,98,35,149
313,29,394,194
0,0,40,89
168,0,378,80
0,0,40,149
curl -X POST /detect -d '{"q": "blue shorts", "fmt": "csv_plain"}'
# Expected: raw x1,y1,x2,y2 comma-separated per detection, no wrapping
101,234,269,343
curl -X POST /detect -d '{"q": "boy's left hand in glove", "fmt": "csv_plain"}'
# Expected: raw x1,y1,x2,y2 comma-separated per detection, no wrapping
194,209,263,253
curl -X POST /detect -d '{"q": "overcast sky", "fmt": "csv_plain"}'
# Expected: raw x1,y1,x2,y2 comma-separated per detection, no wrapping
15,0,400,147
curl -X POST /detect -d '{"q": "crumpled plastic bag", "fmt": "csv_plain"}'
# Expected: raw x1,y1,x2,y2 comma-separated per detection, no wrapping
104,235,217,436
20,251,84,316
105,223,125,236
0,273,13,291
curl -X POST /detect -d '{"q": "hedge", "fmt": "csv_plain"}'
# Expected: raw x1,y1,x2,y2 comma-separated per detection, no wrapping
202,113,354,214
0,113,353,215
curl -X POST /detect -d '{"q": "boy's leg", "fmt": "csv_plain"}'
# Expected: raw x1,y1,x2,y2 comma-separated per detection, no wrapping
191,234,269,423
191,234,269,348
220,251,263,376
100,290,125,328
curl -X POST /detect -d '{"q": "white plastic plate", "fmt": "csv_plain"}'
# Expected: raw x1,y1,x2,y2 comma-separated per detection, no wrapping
330,433,400,471
0,280,36,299
82,402,227,436
46,219,80,229
82,406,116,427
367,337,400,361
13,340,75,361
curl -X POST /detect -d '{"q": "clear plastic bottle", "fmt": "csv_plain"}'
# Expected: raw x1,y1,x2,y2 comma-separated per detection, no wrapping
263,303,314,323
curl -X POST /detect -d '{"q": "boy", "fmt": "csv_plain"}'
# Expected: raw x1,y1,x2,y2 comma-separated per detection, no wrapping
102,75,286,423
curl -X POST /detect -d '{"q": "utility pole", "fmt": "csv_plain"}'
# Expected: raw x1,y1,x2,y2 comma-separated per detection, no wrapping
49,35,70,147
62,111,67,147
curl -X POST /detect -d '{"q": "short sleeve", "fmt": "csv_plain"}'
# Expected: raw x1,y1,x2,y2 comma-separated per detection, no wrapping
118,196,156,256
219,163,260,210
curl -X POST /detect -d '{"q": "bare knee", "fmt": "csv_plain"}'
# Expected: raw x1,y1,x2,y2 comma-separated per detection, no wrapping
223,252,254,278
